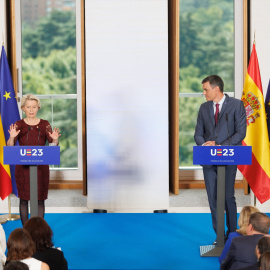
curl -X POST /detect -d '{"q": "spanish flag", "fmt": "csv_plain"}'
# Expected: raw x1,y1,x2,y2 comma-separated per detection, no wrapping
0,116,12,200
238,43,270,203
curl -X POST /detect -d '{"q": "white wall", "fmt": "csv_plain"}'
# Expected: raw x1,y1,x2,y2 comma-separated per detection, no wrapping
0,0,7,55
250,0,270,97
250,0,270,209
85,0,169,212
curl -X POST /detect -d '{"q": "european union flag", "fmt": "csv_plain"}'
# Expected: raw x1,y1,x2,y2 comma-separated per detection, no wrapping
0,45,20,196
265,79,270,142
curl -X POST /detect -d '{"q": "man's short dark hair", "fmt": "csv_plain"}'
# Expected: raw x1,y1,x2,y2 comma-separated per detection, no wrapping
258,236,270,255
202,75,224,92
249,212,270,234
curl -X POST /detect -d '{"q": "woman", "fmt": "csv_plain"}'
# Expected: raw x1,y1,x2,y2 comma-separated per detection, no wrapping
7,94,61,225
260,251,270,270
24,217,68,270
6,228,49,270
0,224,6,267
4,261,29,270
219,205,260,263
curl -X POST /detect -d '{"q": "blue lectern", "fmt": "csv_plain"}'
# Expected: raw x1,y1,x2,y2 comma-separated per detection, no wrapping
193,145,252,257
4,146,60,218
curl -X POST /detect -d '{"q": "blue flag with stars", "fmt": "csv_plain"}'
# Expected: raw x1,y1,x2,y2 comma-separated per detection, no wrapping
265,79,270,142
0,45,20,196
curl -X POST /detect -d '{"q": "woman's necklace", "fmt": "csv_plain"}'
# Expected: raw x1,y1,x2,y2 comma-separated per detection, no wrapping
25,117,39,125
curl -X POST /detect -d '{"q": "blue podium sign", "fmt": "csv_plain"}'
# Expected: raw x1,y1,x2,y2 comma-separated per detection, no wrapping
193,146,252,165
194,145,252,257
4,146,60,165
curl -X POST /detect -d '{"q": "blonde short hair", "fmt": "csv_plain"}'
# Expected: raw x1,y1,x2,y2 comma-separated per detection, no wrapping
21,94,41,110
236,205,260,235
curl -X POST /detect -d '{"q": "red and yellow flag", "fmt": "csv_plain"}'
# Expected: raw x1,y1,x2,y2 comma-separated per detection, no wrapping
238,43,270,203
0,116,12,200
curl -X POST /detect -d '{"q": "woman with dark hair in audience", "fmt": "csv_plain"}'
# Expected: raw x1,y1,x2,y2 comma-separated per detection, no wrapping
260,250,270,270
6,228,49,270
24,217,67,270
260,251,270,270
4,261,29,270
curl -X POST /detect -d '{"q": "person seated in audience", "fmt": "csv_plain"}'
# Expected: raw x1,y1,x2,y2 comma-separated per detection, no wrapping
239,236,270,270
220,212,270,270
0,224,6,267
259,250,270,270
24,217,68,270
6,228,49,270
4,261,29,270
219,205,260,263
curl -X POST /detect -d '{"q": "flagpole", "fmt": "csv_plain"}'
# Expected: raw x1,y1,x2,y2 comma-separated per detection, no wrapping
7,195,20,221
0,195,20,222
0,214,7,224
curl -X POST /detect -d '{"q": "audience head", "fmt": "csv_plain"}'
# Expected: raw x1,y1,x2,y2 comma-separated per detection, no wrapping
6,228,35,261
4,261,29,270
246,212,270,235
24,217,53,251
260,251,270,270
237,205,260,235
256,236,270,259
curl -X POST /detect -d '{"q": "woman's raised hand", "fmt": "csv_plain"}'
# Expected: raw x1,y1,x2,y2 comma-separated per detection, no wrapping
7,124,20,146
48,127,61,141
8,124,20,138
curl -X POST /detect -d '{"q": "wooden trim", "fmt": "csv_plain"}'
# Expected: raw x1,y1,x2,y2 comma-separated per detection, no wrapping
179,180,244,189
49,180,83,189
168,0,179,195
81,0,87,195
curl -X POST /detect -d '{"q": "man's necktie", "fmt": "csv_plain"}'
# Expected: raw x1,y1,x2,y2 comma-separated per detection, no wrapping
215,103,219,125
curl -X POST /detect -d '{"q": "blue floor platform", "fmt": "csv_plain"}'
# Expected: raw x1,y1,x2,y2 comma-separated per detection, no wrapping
2,213,221,270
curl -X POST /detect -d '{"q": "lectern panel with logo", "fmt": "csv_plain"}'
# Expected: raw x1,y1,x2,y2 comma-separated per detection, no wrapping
4,146,60,165
193,146,252,165
3,146,60,219
193,145,252,257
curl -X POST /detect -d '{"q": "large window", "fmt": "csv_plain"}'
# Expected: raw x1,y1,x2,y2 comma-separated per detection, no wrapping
15,0,83,180
179,0,235,168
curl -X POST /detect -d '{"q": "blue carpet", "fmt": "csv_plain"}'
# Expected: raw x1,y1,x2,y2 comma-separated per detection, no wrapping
2,213,221,270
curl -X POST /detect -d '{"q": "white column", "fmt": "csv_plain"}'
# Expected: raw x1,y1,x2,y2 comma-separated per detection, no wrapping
85,0,169,212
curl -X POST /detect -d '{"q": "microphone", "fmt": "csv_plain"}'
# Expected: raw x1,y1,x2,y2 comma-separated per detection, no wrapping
37,127,41,146
215,112,220,145
26,126,31,145
37,127,40,146
215,122,219,145
226,113,231,145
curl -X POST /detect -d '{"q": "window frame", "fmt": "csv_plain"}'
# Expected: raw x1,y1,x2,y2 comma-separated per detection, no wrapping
178,0,245,181
12,0,85,184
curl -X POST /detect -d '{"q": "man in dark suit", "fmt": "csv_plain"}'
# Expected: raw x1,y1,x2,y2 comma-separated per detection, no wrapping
220,212,270,270
194,75,247,241
239,235,270,270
